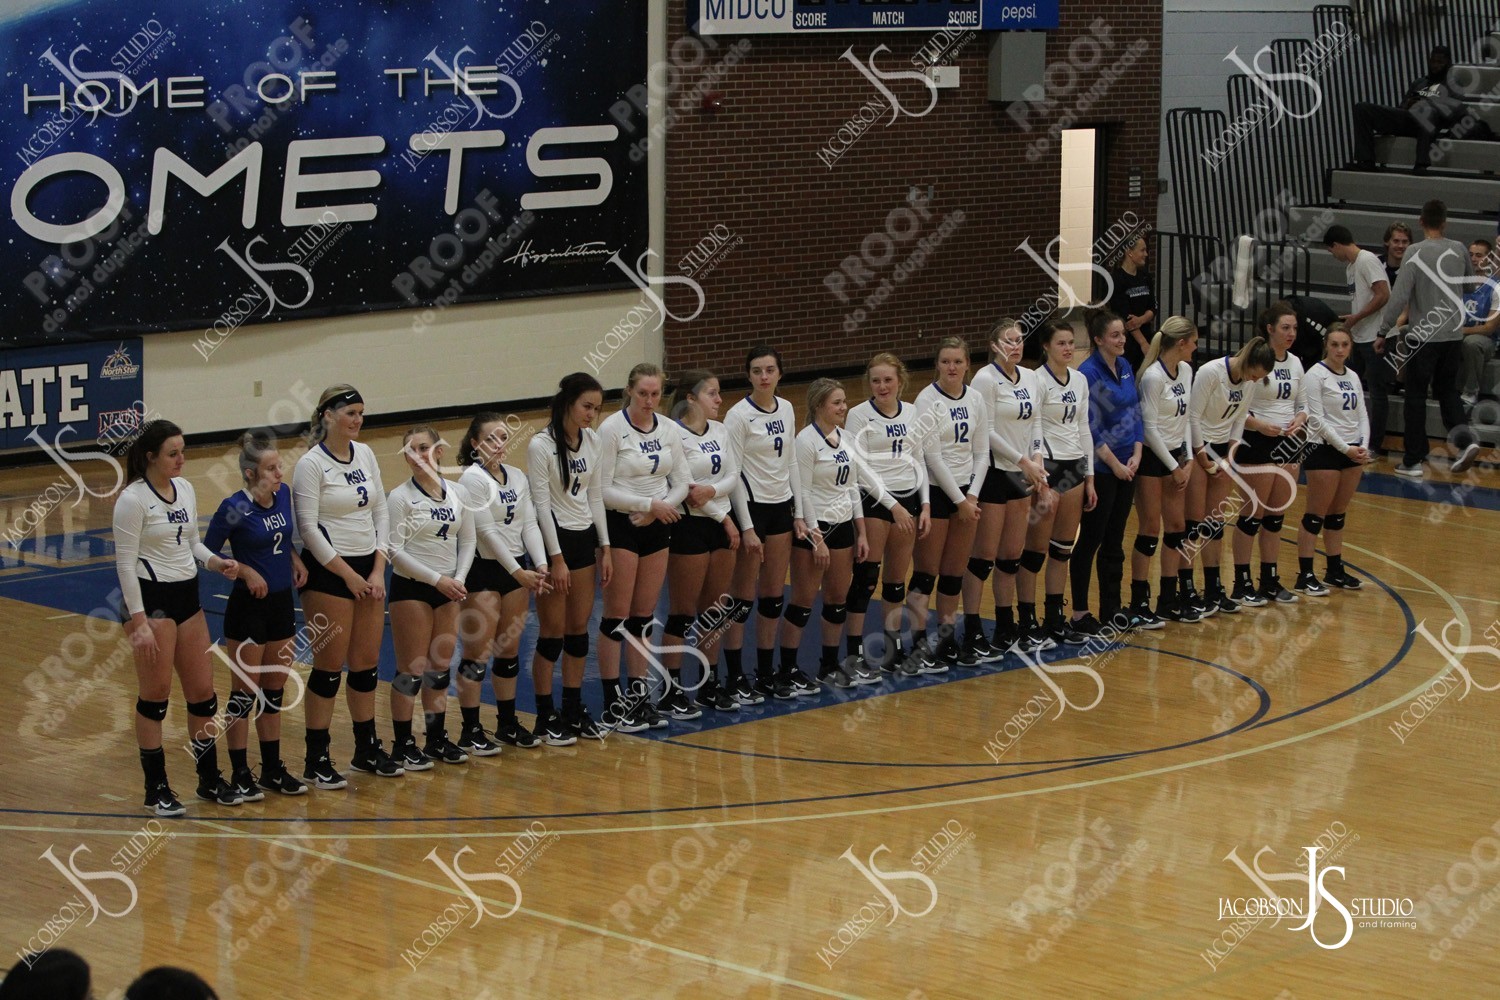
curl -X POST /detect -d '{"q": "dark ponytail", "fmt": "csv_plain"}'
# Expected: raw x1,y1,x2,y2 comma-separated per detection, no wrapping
459,411,506,467
548,373,603,486
1084,308,1122,346
126,419,183,485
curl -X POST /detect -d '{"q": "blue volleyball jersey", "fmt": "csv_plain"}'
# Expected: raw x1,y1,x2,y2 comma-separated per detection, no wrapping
205,483,297,594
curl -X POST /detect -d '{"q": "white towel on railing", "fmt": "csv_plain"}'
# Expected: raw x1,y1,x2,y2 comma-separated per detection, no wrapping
1233,234,1255,310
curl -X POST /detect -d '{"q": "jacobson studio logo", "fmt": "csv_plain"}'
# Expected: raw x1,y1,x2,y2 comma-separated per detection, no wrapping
1221,44,1325,126
608,249,707,327
40,844,140,924
1015,234,1115,310
216,236,316,316
424,45,523,123
424,846,523,926
838,44,939,124
842,844,940,924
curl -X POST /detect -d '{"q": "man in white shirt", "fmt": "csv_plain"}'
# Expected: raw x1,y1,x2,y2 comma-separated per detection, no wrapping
1323,225,1390,460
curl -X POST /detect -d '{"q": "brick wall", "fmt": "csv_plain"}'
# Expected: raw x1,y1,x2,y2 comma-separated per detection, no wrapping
660,1,1163,379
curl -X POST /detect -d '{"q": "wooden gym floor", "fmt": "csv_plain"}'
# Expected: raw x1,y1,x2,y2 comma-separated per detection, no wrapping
2,375,1498,1000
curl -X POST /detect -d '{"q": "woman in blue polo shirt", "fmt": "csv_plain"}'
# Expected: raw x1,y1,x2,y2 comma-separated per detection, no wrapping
1070,309,1143,632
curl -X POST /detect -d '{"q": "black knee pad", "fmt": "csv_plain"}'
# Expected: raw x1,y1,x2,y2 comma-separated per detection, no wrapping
346,667,378,693
1236,516,1261,537
1048,539,1075,562
848,561,880,614
937,573,963,596
535,635,564,663
391,672,422,697
882,581,906,604
729,598,753,624
423,668,451,690
1185,519,1204,542
563,632,590,658
492,656,520,679
966,557,994,582
261,688,284,714
624,616,652,640
136,698,168,722
1164,531,1188,553
757,596,785,620
908,571,936,596
1134,535,1160,557
822,603,848,625
1324,513,1346,531
599,616,626,642
665,613,696,638
458,658,487,682
185,694,218,718
1261,514,1285,534
1207,520,1226,541
1301,513,1325,536
225,689,257,723
1020,549,1047,573
784,604,813,628
307,668,343,699
995,557,1021,576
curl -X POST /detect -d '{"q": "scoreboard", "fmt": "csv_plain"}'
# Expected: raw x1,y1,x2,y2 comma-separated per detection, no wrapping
691,0,1061,34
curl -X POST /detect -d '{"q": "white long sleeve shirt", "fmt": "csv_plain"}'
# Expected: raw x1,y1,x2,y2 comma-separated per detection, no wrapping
724,395,805,519
972,362,1044,473
292,440,389,565
1037,365,1095,475
387,477,476,585
795,423,895,527
914,382,990,502
459,462,546,573
1304,361,1370,453
1139,359,1192,467
1246,351,1307,431
112,477,215,615
1190,356,1254,450
597,410,691,513
527,426,610,556
678,419,739,522
844,398,930,502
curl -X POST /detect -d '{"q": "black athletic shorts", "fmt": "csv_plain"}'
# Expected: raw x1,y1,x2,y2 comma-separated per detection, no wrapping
1236,429,1308,467
1140,444,1189,478
299,551,377,600
553,523,599,572
467,554,527,596
929,480,973,520
606,509,672,556
794,519,856,551
389,574,453,608
862,489,922,522
670,514,730,555
979,463,1034,504
1303,443,1360,471
128,577,201,626
223,586,296,644
1043,457,1090,492
747,498,794,538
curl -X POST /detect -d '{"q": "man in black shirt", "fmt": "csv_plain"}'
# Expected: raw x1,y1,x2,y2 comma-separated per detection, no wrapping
1106,236,1156,372
1352,46,1466,175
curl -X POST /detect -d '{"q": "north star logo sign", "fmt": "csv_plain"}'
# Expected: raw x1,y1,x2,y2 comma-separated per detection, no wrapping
100,343,140,379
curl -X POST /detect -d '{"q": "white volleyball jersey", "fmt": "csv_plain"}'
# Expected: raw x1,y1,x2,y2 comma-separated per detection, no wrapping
915,381,990,500
597,410,691,512
1247,351,1306,428
1139,359,1193,467
678,419,738,521
292,440,389,565
527,426,610,555
113,477,215,615
1305,361,1370,453
972,361,1043,472
387,478,475,585
1037,365,1094,473
796,423,892,527
1190,356,1254,449
459,463,546,572
724,395,802,512
844,398,929,501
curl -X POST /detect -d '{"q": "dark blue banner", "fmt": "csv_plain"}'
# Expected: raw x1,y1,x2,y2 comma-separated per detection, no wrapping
1,338,144,449
2,1,648,349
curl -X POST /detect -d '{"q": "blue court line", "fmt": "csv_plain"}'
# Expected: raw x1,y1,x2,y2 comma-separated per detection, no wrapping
0,561,1416,825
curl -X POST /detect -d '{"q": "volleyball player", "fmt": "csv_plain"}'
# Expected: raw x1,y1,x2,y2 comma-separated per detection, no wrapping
1071,309,1143,634
203,432,310,799
1130,319,1200,626
598,363,692,730
910,337,990,671
1030,319,1097,645
529,373,612,743
1297,324,1370,592
386,427,475,769
456,413,550,754
114,420,243,814
844,354,927,679
664,372,744,714
790,378,910,688
724,346,812,702
1188,337,1276,614
1231,302,1307,606
293,385,401,784
967,320,1048,658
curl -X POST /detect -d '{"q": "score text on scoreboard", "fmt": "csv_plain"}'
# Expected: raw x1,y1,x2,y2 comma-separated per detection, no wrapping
690,0,1060,34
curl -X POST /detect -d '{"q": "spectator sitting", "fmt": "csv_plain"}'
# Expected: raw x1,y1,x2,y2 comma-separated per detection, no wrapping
0,950,91,1000
1460,237,1500,405
1352,45,1466,175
